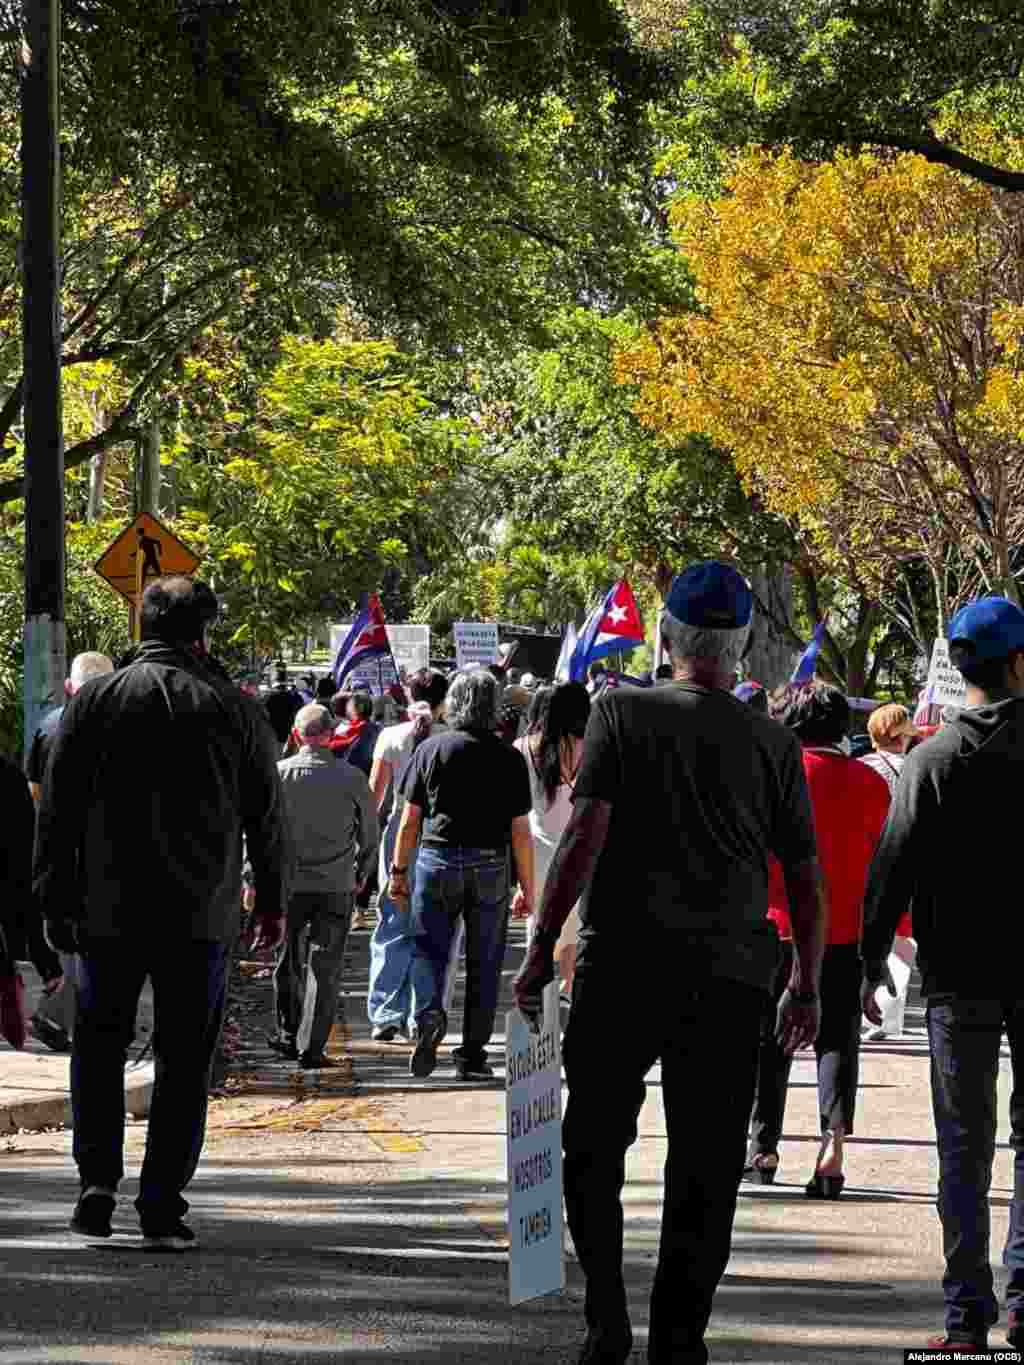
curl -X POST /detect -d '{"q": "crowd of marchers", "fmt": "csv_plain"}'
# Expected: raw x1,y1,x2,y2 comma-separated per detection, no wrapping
1,564,1023,1365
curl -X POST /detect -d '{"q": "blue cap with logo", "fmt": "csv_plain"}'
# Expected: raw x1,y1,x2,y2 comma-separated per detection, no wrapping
947,596,1024,663
665,561,753,630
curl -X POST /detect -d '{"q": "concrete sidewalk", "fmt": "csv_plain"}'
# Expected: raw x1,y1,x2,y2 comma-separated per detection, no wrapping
0,967,154,1133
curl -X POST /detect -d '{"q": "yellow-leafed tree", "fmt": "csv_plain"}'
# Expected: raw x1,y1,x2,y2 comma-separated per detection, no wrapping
619,137,1024,623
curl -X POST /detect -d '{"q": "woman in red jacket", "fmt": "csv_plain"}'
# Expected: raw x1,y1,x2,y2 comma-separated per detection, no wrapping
744,682,890,1198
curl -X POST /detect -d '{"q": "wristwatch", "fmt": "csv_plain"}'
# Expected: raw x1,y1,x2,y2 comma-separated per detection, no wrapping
389,865,408,878
789,989,818,1004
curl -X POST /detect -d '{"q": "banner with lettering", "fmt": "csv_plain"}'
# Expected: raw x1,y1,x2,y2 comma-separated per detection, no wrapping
506,984,564,1306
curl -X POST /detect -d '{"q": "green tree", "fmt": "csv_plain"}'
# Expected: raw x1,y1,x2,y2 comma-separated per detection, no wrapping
647,0,1024,192
173,331,472,654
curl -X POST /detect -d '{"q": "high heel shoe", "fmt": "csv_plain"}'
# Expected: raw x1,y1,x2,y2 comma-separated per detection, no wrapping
742,1153,779,1185
805,1171,845,1199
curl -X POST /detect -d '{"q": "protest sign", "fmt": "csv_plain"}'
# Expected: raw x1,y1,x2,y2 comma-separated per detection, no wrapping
925,638,968,709
454,621,500,669
506,985,564,1306
386,624,430,676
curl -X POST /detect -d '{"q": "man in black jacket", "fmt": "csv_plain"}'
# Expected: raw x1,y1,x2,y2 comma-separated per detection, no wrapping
34,576,288,1250
862,596,1024,1355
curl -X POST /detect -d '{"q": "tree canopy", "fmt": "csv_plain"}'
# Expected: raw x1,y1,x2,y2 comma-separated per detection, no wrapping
620,135,1024,639
651,1,1024,191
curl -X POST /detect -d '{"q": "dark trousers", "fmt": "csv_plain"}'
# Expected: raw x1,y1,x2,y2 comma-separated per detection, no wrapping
748,941,862,1155
273,891,353,1060
409,845,509,1065
927,996,1024,1338
72,937,228,1224
563,962,765,1364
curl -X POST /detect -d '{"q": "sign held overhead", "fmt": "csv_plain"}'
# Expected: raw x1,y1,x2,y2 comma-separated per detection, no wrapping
454,621,500,670
925,637,968,710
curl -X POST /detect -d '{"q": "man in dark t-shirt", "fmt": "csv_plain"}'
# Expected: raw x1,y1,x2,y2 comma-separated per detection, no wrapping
389,669,534,1082
514,561,827,1365
264,662,304,747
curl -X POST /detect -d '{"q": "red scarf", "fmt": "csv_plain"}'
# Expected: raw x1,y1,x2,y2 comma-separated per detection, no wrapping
329,717,368,753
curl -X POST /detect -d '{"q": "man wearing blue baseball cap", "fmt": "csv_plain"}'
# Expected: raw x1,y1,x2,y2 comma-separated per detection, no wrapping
863,595,1024,1354
514,560,826,1365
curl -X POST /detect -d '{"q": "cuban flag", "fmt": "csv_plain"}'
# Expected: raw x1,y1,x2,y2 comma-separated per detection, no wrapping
791,620,828,686
569,580,645,682
332,593,393,688
554,622,578,681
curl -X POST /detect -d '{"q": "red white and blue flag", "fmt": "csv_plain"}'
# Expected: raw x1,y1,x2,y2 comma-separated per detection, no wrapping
570,579,645,681
332,593,394,688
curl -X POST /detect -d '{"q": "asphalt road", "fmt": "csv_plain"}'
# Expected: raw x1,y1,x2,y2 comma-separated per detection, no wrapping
0,924,1020,1364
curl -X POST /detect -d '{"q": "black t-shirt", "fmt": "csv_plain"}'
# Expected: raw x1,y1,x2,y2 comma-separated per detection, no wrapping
573,682,816,990
400,728,532,850
24,704,64,786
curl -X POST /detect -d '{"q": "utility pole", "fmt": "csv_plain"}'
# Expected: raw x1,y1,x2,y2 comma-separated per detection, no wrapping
20,0,64,751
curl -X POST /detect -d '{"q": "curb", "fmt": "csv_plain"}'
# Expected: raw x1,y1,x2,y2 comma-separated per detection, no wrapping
0,1062,155,1135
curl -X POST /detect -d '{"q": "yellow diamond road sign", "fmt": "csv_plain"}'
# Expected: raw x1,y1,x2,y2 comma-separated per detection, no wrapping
94,512,201,607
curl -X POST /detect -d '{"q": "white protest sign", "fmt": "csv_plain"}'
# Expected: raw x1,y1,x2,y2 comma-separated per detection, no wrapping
386,624,430,676
454,621,500,670
506,984,564,1307
925,638,968,709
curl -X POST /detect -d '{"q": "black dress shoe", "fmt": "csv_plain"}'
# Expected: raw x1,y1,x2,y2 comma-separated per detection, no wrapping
576,1325,633,1363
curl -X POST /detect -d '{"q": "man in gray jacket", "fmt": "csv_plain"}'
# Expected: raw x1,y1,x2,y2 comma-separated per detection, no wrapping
268,704,378,1069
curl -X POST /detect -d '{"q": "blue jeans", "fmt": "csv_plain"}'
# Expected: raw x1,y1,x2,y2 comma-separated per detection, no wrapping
927,996,1024,1337
367,813,418,1030
72,937,228,1224
409,845,509,1065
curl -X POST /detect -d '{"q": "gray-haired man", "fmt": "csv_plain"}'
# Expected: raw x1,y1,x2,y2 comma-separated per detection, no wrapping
514,561,826,1365
26,651,114,1053
268,704,378,1069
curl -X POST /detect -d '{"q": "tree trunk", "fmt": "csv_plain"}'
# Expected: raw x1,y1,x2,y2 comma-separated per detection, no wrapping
746,565,797,689
138,417,161,515
86,447,108,523
160,396,180,519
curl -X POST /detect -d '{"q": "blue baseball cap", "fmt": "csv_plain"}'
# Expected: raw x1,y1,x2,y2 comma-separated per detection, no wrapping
665,561,752,630
733,680,764,703
947,596,1024,663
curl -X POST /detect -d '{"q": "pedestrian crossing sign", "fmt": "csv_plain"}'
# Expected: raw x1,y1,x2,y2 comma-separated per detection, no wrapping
94,512,201,607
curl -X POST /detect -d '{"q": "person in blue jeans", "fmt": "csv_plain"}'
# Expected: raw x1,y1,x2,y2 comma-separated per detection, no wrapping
863,595,1024,1356
387,669,535,1082
366,669,449,1040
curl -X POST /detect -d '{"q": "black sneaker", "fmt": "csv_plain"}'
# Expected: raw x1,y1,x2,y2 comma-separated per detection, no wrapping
266,1035,299,1061
410,1009,446,1079
141,1220,199,1253
70,1188,115,1239
454,1056,496,1082
371,1025,400,1042
30,1015,71,1054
